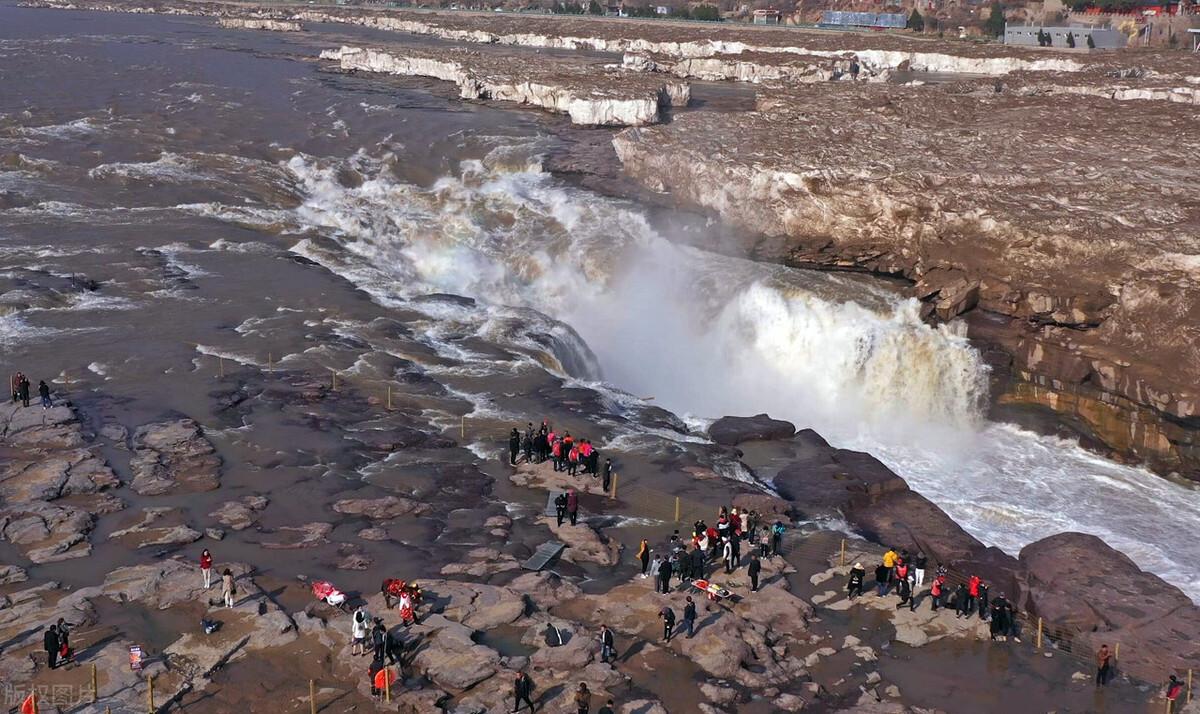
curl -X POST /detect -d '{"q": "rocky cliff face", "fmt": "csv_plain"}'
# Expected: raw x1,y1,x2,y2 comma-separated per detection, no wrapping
613,81,1200,479
321,45,686,126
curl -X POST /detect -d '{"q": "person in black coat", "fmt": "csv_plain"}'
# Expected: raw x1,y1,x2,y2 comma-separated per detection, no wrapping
875,563,891,597
44,624,59,669
554,492,568,527
600,458,613,492
659,607,676,642
683,596,697,638
847,562,866,599
513,671,535,712
658,556,673,594
18,376,30,408
509,429,521,466
747,554,762,592
690,546,706,581
371,619,387,662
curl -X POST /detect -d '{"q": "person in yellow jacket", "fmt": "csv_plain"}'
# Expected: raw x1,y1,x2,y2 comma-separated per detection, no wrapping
636,539,650,578
882,548,898,569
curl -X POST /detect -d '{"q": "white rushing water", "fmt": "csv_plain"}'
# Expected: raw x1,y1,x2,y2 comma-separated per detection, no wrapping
279,149,1200,602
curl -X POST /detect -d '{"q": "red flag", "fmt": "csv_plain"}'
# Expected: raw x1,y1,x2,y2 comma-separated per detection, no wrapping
20,691,37,714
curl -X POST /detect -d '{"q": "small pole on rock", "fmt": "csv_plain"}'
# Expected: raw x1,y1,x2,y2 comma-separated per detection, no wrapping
460,415,465,440
268,352,273,373
29,685,37,714
840,539,846,567
1036,618,1043,649
1114,642,1120,663
331,369,337,390
611,473,618,500
384,666,391,703
92,662,99,702
1187,668,1193,703
218,356,224,378
386,384,392,410
674,496,680,523
309,679,317,714
1167,696,1173,714
148,674,154,713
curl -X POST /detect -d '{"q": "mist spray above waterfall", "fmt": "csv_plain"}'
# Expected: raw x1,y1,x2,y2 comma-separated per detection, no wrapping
285,149,990,437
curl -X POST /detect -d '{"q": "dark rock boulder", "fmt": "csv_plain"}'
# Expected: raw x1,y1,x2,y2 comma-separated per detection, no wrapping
708,414,795,446
1019,532,1200,681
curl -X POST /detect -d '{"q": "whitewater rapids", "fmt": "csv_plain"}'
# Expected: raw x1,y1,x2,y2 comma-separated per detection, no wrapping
274,149,1200,602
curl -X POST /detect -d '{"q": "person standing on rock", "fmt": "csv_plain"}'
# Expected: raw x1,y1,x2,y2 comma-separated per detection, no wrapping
598,625,615,664
875,562,891,597
37,380,51,409
574,682,591,714
522,431,533,464
566,489,579,526
512,671,535,712
771,521,786,556
554,492,568,527
659,606,676,642
1096,644,1113,686
683,596,697,638
649,554,662,584
847,562,866,599
9,372,20,403
351,606,369,656
43,623,59,669
748,553,762,592
691,544,706,581
371,618,387,662
758,528,770,558
913,552,928,589
953,582,970,618
221,568,236,609
658,555,674,594
977,581,989,621
964,575,980,617
509,428,521,466
730,526,742,567
895,574,913,611
550,438,562,472
597,699,615,714
722,538,734,574
601,458,613,492
199,549,213,589
929,573,945,611
637,539,650,578
535,431,549,464
989,596,1007,640
567,442,580,477
17,374,30,408
55,617,72,667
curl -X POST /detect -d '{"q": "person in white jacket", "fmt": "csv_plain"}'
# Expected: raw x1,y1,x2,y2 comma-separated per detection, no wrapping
351,607,369,656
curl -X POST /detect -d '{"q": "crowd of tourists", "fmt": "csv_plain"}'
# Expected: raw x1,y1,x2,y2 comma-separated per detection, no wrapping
846,547,1023,642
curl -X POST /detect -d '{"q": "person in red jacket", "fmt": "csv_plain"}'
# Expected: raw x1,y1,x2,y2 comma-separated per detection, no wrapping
566,489,579,526
930,574,945,611
966,575,981,616
200,549,213,589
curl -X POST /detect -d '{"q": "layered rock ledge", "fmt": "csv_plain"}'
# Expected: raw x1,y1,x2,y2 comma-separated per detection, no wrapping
614,82,1200,479
320,45,688,127
216,17,300,31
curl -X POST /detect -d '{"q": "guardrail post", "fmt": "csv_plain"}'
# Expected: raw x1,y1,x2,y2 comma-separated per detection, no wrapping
386,384,392,410
1187,668,1192,703
330,369,337,390
218,356,224,378
384,666,391,702
147,675,154,713
674,496,680,522
611,474,618,500
310,679,317,714
1036,617,1043,649
1114,642,1120,663
92,662,98,702
839,538,846,567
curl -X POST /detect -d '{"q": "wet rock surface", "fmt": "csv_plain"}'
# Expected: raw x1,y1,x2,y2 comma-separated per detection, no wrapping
129,418,222,495
708,413,796,446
